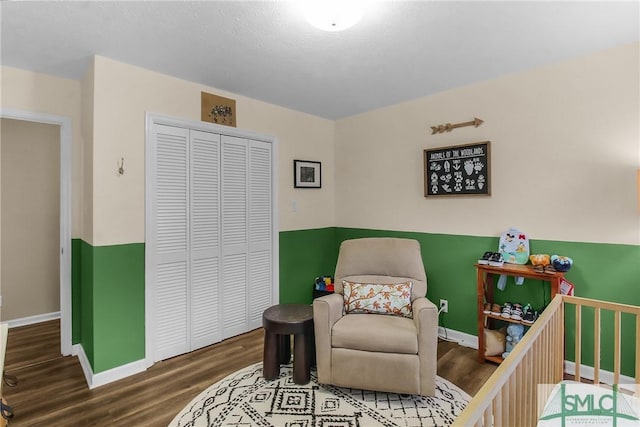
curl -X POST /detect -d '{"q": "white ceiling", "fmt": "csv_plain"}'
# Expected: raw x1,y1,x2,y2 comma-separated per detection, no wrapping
1,1,638,120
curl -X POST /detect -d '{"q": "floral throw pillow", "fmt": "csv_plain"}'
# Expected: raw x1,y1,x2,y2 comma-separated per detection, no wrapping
342,280,413,318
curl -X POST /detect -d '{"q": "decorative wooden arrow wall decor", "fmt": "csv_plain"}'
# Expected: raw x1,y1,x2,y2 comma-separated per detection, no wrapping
430,117,484,134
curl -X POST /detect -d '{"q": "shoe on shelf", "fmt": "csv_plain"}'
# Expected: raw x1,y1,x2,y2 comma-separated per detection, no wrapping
521,304,536,324
490,303,502,316
483,302,492,314
510,303,523,321
501,302,512,319
478,251,493,265
488,252,504,267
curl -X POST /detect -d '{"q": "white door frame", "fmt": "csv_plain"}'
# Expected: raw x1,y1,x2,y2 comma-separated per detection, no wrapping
0,108,72,356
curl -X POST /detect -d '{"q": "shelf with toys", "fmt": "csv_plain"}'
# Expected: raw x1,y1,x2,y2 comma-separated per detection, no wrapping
476,263,570,364
476,228,574,365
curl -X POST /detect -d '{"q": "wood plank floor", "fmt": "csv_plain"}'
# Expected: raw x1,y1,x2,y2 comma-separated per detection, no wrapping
3,320,496,426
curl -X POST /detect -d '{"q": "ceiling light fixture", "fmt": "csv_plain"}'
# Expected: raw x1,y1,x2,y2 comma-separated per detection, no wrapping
303,1,364,32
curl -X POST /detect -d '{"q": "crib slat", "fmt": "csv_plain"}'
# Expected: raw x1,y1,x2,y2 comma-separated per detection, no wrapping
614,310,621,385
544,326,550,384
575,304,582,382
528,351,536,426
516,360,523,422
594,307,601,385
636,314,640,398
502,378,509,425
509,372,516,425
557,302,565,382
483,406,491,427
494,390,502,427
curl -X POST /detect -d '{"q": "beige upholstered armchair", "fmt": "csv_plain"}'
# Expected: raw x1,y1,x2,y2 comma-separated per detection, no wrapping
313,237,438,396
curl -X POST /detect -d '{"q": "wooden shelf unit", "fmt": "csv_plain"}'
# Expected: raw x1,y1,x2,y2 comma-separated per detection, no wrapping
476,263,563,364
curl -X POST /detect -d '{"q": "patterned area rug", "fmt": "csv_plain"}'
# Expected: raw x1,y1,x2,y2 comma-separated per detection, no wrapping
169,362,470,426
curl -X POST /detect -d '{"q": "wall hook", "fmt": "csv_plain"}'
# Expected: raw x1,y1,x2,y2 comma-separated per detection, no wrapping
118,157,125,175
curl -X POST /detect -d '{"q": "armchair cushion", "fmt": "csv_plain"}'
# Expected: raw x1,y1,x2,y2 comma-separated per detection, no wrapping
332,313,418,354
342,280,413,318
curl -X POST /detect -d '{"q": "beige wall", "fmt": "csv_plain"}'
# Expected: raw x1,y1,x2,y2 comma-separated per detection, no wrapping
2,43,637,247
335,42,640,245
81,59,95,243
1,118,60,320
90,56,335,245
0,66,84,240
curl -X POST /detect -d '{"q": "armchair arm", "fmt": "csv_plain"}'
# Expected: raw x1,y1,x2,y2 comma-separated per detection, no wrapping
413,297,438,331
412,297,438,396
313,293,343,384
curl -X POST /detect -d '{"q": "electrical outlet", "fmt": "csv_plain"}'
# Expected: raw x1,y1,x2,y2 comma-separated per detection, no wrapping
439,299,448,313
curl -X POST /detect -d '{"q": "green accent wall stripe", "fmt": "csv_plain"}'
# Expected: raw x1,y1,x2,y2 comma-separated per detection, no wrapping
91,243,145,373
71,238,81,344
79,239,94,367
71,229,638,377
72,239,145,373
279,228,339,303
334,227,639,377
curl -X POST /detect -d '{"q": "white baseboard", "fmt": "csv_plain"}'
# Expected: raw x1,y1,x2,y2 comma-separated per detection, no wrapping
564,361,636,393
6,311,60,328
72,344,146,389
438,326,478,349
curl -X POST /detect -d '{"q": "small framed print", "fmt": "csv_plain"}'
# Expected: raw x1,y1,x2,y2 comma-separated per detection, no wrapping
294,160,321,188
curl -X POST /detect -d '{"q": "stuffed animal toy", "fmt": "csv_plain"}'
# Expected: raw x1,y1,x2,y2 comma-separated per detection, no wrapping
314,276,334,292
551,255,573,272
501,323,525,359
496,227,530,289
529,254,550,266
498,227,530,265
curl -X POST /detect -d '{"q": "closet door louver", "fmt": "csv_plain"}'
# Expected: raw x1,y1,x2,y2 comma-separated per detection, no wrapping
221,136,248,339
189,130,221,350
148,119,274,364
152,124,190,361
248,140,272,330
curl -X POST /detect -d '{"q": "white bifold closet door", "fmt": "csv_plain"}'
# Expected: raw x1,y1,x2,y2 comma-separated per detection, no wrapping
150,124,272,363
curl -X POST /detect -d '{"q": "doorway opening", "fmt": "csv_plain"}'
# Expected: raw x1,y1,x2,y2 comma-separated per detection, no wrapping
0,109,72,356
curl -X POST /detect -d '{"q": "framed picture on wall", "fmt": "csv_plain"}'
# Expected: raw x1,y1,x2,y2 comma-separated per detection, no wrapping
294,160,321,188
424,141,491,197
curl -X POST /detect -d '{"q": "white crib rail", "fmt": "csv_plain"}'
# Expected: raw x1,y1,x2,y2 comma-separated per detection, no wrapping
454,294,640,426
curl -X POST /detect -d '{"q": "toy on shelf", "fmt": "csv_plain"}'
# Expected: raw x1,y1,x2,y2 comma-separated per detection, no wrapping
498,227,530,265
551,255,573,272
496,227,530,289
314,276,334,293
501,323,525,359
529,254,550,266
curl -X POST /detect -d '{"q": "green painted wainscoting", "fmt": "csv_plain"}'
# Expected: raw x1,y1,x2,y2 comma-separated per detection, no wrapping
72,239,145,373
333,228,640,378
279,228,339,303
71,229,638,377
71,239,82,344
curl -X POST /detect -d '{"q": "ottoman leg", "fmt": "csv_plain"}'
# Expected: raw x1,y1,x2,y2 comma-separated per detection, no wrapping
308,328,316,367
293,332,310,385
279,334,291,364
263,331,280,380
